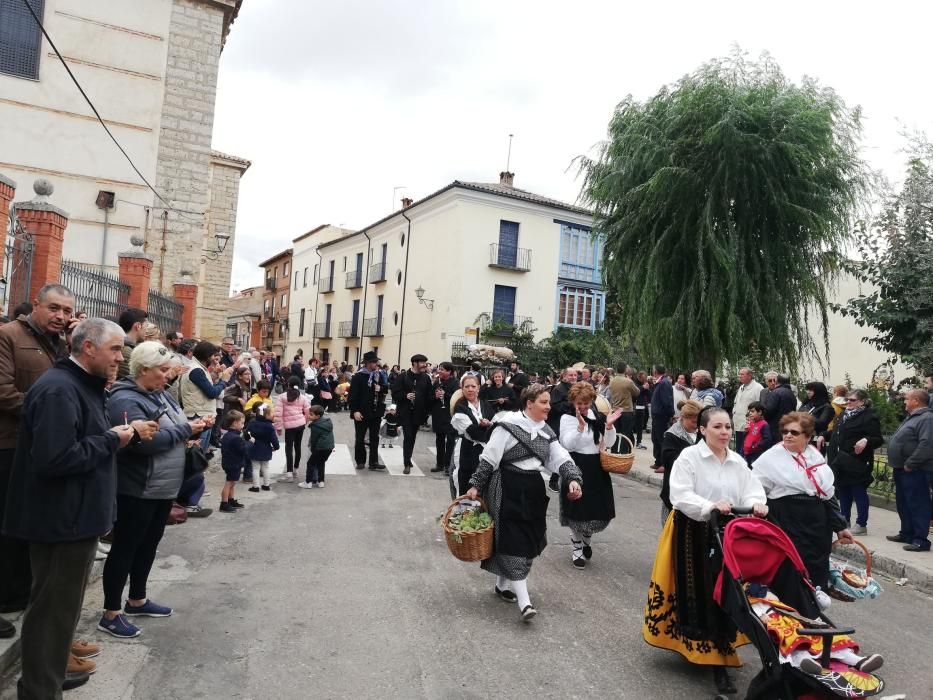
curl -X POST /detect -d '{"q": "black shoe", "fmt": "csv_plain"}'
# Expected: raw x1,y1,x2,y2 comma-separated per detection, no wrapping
261,485,271,491
62,670,90,691
712,666,737,695
582,544,593,560
547,475,559,493
904,543,931,552
368,464,386,470
355,463,366,470
0,600,28,614
248,487,260,493
495,586,517,603
219,502,237,513
430,466,444,473
403,466,412,475
886,534,909,543
572,556,586,569
0,617,15,639
229,499,245,509
520,604,537,622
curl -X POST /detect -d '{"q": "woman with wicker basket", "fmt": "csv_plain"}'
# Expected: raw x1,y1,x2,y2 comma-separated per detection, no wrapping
751,412,852,590
465,384,583,622
449,375,497,499
642,407,768,696
558,382,623,569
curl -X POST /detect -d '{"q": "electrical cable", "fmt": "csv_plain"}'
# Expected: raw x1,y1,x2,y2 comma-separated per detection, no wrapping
19,0,203,222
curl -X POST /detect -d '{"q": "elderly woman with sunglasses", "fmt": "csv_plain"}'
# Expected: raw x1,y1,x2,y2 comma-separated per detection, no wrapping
752,412,852,591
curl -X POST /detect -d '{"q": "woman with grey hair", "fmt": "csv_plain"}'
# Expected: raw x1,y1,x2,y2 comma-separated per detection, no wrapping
98,342,209,639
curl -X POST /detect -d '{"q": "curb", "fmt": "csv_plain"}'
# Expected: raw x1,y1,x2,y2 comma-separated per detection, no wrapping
0,558,106,678
615,469,933,597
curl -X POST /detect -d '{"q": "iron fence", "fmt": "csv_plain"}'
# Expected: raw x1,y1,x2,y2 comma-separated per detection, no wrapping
147,289,183,333
489,243,531,271
868,451,895,503
59,259,129,321
338,320,358,338
362,317,382,336
2,205,34,316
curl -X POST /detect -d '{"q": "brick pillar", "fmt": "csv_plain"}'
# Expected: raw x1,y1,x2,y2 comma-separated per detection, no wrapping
15,180,69,305
118,251,154,311
0,174,16,262
173,279,198,338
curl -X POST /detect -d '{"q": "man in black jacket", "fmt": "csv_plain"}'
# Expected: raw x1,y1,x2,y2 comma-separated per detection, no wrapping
392,353,433,474
2,318,158,697
763,372,797,438
349,351,387,470
546,367,576,492
431,362,460,474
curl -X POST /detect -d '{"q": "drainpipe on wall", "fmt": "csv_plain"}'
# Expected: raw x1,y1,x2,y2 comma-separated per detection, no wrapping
358,230,371,365
312,247,322,358
99,207,109,271
398,210,412,366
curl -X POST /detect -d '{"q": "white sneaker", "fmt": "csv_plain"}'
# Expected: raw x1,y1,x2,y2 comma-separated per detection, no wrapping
97,541,111,554
317,482,325,489
297,482,314,489
851,525,868,535
277,474,294,483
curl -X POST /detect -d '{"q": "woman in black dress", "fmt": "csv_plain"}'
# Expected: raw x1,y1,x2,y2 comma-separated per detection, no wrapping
479,368,516,414
449,375,496,498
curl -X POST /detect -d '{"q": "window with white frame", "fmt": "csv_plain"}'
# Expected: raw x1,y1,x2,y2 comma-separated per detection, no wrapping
280,294,287,309
557,286,605,331
559,223,601,284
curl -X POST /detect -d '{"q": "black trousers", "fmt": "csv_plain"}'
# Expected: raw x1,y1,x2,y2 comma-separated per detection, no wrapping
650,414,669,465
634,409,647,444
102,495,173,611
306,449,333,484
18,537,96,700
284,425,305,473
0,448,31,610
435,430,457,469
401,419,419,466
613,413,635,453
354,416,381,466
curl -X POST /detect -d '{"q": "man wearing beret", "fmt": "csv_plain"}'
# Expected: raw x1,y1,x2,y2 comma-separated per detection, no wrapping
391,354,433,474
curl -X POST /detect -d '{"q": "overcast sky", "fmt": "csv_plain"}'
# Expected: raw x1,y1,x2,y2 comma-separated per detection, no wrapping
211,0,933,292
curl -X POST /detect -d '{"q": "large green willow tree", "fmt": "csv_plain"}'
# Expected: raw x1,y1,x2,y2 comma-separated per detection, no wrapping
579,52,870,372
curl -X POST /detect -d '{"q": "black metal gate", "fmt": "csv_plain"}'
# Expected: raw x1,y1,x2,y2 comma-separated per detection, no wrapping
2,204,34,317
59,259,129,322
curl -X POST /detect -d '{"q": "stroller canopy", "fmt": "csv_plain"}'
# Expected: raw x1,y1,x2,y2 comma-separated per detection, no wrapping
714,518,810,605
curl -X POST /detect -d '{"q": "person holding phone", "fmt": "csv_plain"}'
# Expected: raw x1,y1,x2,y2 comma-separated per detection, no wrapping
391,353,433,474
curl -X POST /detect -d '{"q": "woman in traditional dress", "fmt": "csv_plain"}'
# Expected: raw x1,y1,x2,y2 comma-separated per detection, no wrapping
449,375,496,499
558,381,623,569
642,407,768,695
752,412,852,590
465,384,583,622
659,399,703,524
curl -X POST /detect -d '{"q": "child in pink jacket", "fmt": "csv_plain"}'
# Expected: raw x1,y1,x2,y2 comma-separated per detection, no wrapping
275,377,311,481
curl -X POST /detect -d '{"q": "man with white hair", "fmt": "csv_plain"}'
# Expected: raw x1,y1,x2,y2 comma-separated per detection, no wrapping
3,318,158,696
732,367,764,457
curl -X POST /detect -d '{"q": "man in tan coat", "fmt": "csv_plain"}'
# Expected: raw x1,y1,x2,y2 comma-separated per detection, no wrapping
608,362,640,452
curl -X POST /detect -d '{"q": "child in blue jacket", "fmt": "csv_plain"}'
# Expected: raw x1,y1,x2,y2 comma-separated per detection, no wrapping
220,410,249,512
247,403,279,492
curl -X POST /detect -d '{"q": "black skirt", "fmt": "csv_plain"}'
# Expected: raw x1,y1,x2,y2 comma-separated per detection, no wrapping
456,439,483,496
497,466,550,559
767,494,833,590
560,452,615,523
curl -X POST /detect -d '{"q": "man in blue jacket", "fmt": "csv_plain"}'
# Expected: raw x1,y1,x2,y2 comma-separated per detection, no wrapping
885,389,933,552
650,365,674,471
2,318,158,697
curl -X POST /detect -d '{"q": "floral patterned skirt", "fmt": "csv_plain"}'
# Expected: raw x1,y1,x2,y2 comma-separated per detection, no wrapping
642,511,748,667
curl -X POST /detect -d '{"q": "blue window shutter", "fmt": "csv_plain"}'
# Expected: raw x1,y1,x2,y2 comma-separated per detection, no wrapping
498,221,519,267
493,285,516,325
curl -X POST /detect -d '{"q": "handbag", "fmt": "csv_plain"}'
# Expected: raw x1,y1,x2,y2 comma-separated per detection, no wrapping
184,443,210,481
319,389,333,400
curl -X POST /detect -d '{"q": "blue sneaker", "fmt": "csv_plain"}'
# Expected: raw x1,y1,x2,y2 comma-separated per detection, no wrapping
123,599,173,617
97,613,141,638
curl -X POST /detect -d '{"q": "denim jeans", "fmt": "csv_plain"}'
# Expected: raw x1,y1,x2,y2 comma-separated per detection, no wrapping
837,483,870,527
893,468,932,547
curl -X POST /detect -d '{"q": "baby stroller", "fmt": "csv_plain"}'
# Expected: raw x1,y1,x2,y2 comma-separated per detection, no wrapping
711,510,885,699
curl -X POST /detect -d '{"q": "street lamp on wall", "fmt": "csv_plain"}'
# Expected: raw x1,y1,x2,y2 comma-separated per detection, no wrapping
200,233,231,263
414,286,434,310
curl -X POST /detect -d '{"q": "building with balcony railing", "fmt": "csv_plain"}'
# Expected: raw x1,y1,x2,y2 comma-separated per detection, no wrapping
362,317,383,337
345,269,363,289
338,320,358,338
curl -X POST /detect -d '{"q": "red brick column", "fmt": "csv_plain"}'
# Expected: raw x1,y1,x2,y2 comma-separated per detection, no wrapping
173,280,198,338
118,252,154,311
0,174,16,262
15,198,69,305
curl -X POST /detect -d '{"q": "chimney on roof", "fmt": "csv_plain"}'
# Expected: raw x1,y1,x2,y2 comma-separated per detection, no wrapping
499,171,514,188
401,197,413,209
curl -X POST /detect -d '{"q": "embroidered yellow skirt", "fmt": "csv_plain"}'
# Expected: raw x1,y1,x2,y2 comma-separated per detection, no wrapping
642,511,748,667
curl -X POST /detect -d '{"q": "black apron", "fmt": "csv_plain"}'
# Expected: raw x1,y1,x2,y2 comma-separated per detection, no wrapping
767,494,833,590
457,439,483,496
561,452,615,522
496,466,550,559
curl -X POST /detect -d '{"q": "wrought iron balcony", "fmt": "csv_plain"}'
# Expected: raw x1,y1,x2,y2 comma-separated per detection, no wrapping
483,312,534,336
338,320,358,338
319,276,334,293
345,270,363,289
313,322,332,339
369,262,386,283
265,277,276,291
489,243,531,271
362,317,383,336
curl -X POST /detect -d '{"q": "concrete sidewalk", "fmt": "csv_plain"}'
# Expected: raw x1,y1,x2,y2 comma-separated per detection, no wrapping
621,438,933,596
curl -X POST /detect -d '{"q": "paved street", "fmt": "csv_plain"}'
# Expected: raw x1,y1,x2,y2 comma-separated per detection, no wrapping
3,415,932,699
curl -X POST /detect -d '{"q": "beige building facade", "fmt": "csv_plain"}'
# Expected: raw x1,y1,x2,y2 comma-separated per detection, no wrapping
0,0,247,340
